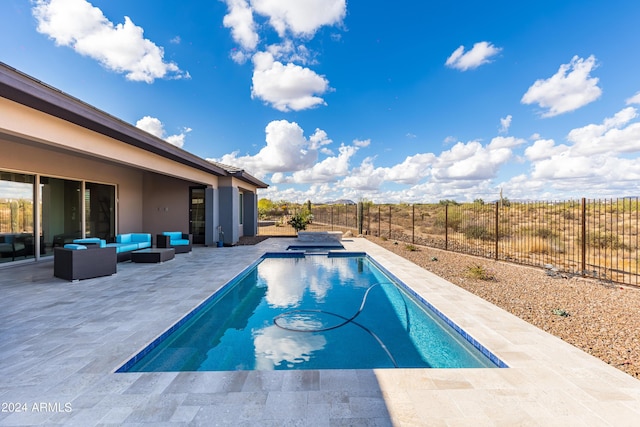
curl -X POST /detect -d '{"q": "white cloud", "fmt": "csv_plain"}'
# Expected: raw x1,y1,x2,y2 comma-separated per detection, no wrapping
221,1,345,109
212,120,321,177
287,144,358,183
567,107,640,156
267,40,315,64
488,136,526,149
339,157,387,191
499,115,512,134
251,0,346,37
32,0,187,83
353,139,371,147
513,107,640,196
382,153,436,184
521,55,601,117
222,0,259,52
224,109,640,204
308,128,332,150
432,139,517,181
135,116,190,148
524,139,569,161
626,91,640,105
445,41,502,71
251,51,330,111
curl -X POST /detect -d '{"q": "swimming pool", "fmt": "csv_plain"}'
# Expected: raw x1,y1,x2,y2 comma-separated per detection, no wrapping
118,253,506,372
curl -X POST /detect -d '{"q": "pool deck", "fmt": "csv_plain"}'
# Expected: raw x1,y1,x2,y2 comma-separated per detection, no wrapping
1,237,639,426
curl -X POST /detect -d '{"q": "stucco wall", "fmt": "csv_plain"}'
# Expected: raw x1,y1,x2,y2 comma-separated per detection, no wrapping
0,136,144,233
142,172,195,238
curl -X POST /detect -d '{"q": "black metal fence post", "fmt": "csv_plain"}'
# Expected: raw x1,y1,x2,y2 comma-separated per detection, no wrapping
412,204,415,244
330,206,334,231
581,197,586,277
445,204,449,251
495,202,499,260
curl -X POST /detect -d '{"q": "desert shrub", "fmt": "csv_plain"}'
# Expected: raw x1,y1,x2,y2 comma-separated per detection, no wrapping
466,264,495,280
405,244,418,251
288,211,312,232
534,228,558,239
583,231,630,251
463,225,494,241
434,209,462,232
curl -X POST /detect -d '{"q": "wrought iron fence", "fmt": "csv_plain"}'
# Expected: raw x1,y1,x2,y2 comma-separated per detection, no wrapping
257,198,640,286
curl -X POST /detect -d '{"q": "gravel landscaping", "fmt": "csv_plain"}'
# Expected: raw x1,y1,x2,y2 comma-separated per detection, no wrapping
366,235,640,380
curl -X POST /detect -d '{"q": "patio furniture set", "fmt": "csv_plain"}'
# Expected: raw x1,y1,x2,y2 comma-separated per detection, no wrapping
53,232,192,281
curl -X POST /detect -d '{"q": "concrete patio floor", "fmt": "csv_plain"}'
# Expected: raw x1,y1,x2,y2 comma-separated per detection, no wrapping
1,237,639,426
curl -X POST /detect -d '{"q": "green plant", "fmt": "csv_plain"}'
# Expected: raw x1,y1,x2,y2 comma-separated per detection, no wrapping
466,264,495,280
534,227,558,239
552,308,570,317
288,212,311,232
583,231,630,251
435,209,462,232
405,244,418,251
463,225,494,241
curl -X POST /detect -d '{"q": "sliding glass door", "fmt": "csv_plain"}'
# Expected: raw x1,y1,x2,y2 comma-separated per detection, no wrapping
40,177,82,255
1,170,116,263
85,182,115,241
0,172,35,264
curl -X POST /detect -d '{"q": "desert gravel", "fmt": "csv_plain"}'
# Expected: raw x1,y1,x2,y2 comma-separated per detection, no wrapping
367,236,640,380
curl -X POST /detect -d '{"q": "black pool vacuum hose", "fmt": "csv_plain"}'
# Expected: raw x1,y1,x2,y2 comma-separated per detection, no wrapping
273,282,410,368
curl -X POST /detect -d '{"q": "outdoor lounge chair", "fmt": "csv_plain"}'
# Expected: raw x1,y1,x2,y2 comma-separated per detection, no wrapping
54,244,117,281
156,232,192,253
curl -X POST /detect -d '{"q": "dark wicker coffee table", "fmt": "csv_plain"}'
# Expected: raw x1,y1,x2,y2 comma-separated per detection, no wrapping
131,248,175,263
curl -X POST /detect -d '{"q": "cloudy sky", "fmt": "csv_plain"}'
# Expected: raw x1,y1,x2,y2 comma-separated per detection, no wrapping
2,0,640,203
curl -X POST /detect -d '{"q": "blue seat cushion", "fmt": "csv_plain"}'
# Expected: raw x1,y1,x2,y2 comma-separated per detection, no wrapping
163,231,183,240
64,244,87,250
106,243,139,253
170,239,190,246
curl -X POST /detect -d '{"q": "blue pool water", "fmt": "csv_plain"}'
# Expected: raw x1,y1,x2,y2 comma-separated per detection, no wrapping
119,254,505,371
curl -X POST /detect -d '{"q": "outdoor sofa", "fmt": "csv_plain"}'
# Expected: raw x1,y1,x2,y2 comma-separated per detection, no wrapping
54,244,117,281
73,234,152,262
156,231,192,254
106,233,152,261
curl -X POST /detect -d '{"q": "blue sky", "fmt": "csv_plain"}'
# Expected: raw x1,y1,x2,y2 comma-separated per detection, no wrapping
2,0,640,203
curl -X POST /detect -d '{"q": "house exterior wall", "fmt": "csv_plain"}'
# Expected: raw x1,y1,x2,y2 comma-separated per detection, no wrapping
0,97,220,186
142,172,202,239
1,71,265,257
218,186,238,245
217,177,259,244
0,136,144,233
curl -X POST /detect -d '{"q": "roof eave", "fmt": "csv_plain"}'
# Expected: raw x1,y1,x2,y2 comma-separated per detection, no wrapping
0,63,233,179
